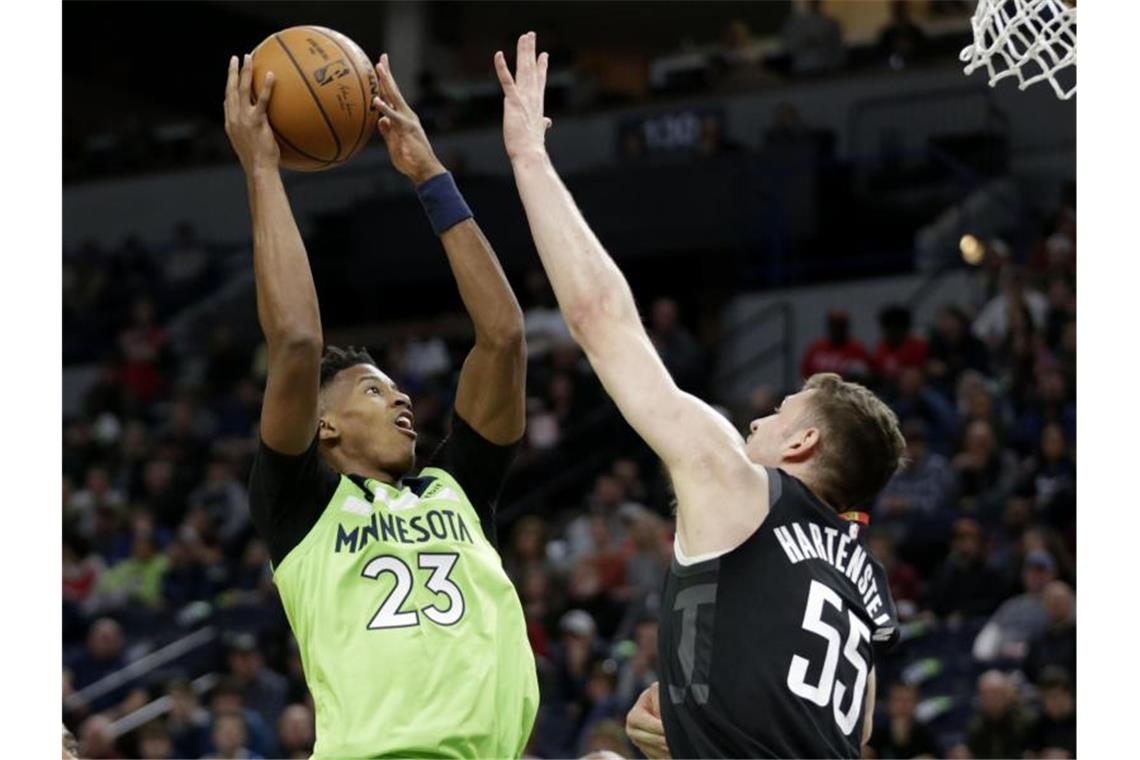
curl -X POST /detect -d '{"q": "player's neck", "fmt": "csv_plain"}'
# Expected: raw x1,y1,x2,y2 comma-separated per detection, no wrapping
324,450,400,485
781,463,836,512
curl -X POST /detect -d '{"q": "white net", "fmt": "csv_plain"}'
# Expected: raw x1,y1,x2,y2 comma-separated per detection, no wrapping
960,0,1076,100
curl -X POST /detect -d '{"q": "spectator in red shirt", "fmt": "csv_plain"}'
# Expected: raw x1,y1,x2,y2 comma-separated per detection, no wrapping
800,310,871,380
873,304,928,381
117,297,168,406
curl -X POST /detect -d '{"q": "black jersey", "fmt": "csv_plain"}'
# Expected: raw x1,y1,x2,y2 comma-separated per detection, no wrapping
659,467,899,759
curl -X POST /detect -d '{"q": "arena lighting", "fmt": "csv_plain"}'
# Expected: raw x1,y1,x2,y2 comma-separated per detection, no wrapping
960,234,984,265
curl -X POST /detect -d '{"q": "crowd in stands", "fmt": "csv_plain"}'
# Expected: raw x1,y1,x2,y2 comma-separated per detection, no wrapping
66,1,973,182
63,189,1075,758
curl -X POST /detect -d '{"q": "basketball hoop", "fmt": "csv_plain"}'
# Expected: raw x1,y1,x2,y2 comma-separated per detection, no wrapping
960,0,1076,100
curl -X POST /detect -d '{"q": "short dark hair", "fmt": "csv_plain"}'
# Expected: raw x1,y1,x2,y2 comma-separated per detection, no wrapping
320,346,378,388
803,373,906,510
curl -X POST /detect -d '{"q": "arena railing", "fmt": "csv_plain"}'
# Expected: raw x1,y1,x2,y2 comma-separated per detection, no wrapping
65,626,218,715
108,673,219,740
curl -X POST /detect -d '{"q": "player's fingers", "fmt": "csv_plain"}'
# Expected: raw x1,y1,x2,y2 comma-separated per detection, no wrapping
224,55,239,115
379,54,411,110
254,71,275,116
239,53,254,106
515,32,535,90
374,57,399,111
372,96,408,126
376,116,393,141
537,51,549,111
493,51,518,97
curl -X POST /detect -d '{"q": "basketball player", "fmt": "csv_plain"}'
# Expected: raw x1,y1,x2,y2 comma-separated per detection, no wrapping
224,53,537,757
495,33,904,758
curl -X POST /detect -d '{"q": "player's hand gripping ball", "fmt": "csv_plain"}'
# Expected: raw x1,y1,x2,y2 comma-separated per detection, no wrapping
250,26,380,171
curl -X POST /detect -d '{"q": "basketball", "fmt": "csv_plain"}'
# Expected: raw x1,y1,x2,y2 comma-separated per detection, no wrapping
251,26,379,171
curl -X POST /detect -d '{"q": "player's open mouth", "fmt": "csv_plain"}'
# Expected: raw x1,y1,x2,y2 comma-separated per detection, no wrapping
394,411,417,438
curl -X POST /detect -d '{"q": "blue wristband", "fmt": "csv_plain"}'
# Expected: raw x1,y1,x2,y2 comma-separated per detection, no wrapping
416,171,473,236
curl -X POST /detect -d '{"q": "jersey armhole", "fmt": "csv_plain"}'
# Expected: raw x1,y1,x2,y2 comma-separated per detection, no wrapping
673,466,784,566
271,475,354,576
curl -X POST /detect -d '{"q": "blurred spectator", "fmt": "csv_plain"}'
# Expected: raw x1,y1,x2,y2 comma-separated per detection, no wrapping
523,269,574,360
973,269,1048,348
876,418,955,521
1026,668,1076,758
873,305,929,381
615,617,659,705
884,368,958,453
227,633,289,730
208,678,275,758
952,419,1020,514
163,222,213,309
711,19,780,90
580,718,632,757
205,711,263,759
78,714,122,759
866,530,920,613
67,618,148,717
1018,423,1075,530
137,722,175,759
189,458,250,546
649,298,705,393
85,517,170,615
504,515,550,584
781,0,846,75
801,310,871,380
117,297,169,407
1022,581,1076,682
276,704,315,759
576,661,629,756
566,474,641,563
622,510,669,610
868,681,940,759
166,679,212,760
63,532,106,605
875,1,930,68
929,518,1004,619
973,551,1056,663
966,671,1028,759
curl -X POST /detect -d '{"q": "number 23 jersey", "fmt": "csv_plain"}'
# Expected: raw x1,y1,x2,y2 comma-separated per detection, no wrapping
658,467,899,759
248,415,538,760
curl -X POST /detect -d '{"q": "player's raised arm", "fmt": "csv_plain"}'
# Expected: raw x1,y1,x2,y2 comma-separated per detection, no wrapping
224,54,323,455
495,33,767,556
373,54,526,444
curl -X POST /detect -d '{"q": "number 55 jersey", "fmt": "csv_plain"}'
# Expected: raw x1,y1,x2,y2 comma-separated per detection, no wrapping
659,467,899,760
249,415,538,760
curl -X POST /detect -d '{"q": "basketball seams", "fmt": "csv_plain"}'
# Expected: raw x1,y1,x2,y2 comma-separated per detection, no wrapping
270,123,335,170
306,26,372,161
273,33,343,161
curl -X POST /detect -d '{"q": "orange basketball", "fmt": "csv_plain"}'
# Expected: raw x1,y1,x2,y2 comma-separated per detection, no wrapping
251,26,379,172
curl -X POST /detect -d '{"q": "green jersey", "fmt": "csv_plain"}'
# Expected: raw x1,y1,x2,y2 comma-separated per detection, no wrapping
249,418,538,759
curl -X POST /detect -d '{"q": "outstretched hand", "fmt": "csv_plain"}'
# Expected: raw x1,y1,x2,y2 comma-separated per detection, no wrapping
494,32,552,162
373,54,446,185
223,54,279,174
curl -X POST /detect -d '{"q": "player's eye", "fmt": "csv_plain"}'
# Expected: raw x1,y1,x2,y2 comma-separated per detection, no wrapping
366,385,381,396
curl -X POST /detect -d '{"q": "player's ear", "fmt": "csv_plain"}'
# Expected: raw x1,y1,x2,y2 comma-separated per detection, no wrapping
318,416,339,443
781,426,820,462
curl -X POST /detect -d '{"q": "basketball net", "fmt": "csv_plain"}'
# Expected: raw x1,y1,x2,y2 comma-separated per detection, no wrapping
960,0,1076,100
